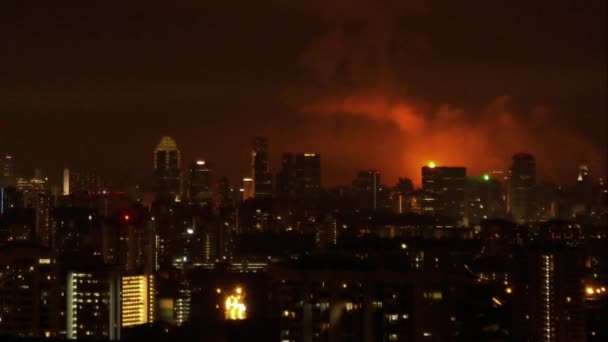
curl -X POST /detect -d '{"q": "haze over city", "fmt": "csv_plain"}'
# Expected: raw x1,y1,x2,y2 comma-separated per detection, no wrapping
0,1,606,342
0,0,605,186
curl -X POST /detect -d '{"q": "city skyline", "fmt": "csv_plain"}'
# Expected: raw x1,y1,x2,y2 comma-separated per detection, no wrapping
0,2,606,340
0,134,605,190
0,1,605,186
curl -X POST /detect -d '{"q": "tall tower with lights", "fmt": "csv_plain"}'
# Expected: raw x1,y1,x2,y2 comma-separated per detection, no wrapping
252,137,272,198
421,162,466,226
154,136,181,200
508,153,536,223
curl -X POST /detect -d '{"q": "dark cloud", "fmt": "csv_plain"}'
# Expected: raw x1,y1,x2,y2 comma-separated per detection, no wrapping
0,0,605,186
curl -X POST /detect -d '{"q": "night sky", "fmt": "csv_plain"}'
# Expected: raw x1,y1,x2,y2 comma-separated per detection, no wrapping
0,0,605,187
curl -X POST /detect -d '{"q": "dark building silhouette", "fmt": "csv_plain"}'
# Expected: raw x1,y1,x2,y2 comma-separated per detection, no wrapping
421,165,466,225
277,153,321,202
188,160,212,204
0,243,60,338
252,137,272,198
154,136,181,201
512,245,586,342
508,153,536,223
352,170,381,211
465,174,505,224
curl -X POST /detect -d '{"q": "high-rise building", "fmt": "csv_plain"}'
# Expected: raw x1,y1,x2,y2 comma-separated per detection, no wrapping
421,164,466,225
352,170,381,211
508,153,536,223
277,153,296,199
242,178,254,201
295,153,321,200
0,244,59,338
252,137,272,198
121,274,155,328
512,245,586,341
66,267,121,340
188,160,212,204
277,153,321,201
154,136,181,200
465,174,505,224
0,154,15,187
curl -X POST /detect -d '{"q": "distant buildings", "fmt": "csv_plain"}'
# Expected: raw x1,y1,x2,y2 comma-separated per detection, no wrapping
252,137,272,198
508,153,536,223
242,177,254,201
277,153,321,202
121,274,156,327
512,245,586,341
66,267,122,340
465,174,505,225
352,170,381,211
188,160,212,204
0,154,15,187
421,164,466,225
0,244,59,338
154,136,181,201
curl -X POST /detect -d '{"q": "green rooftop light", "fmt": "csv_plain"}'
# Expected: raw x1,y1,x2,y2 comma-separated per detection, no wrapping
483,174,490,181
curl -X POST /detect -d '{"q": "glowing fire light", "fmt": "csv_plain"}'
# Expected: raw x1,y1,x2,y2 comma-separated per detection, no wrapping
427,161,436,168
224,286,247,320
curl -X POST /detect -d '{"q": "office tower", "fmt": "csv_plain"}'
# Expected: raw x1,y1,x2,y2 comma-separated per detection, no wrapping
154,136,181,200
0,244,59,338
421,164,466,225
121,275,156,327
508,153,536,223
242,178,254,201
277,153,296,199
278,153,321,201
512,245,586,341
214,176,233,206
352,170,381,211
101,209,154,274
0,154,15,187
295,153,321,200
252,137,272,198
465,174,505,224
35,193,51,247
188,160,212,204
66,267,122,340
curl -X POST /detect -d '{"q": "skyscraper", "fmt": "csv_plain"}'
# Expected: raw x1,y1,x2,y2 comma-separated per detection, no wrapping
0,154,15,187
508,153,536,223
251,137,272,198
512,245,586,341
277,153,321,201
277,153,296,199
154,136,181,200
242,178,254,201
295,153,321,200
421,164,466,225
0,244,59,338
66,266,121,340
188,160,212,203
121,274,156,328
352,170,381,211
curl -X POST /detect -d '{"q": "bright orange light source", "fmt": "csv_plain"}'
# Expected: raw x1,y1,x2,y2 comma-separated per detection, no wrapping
428,161,436,168
124,214,130,222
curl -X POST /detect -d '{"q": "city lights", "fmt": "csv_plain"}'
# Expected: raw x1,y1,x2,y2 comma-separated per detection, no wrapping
224,286,247,320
